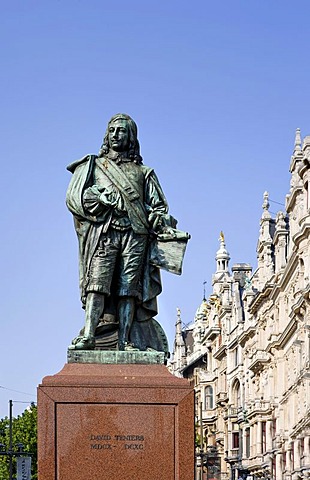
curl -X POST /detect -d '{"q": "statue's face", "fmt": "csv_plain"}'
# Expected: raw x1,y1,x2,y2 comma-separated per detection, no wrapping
108,119,129,153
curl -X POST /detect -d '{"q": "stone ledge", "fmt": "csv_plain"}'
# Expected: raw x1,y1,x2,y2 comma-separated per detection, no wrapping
67,349,166,365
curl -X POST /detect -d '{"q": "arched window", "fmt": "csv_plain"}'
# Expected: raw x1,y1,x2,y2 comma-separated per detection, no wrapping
232,379,241,407
205,385,214,409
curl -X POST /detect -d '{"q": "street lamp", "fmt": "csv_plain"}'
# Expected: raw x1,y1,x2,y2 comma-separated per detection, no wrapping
0,400,33,480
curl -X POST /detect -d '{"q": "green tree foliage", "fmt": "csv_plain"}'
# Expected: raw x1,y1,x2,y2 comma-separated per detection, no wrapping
0,403,37,479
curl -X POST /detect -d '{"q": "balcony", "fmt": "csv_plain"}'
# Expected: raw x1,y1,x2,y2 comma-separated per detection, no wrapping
246,400,271,418
203,325,221,342
248,349,269,373
223,406,242,419
216,391,229,406
225,448,240,463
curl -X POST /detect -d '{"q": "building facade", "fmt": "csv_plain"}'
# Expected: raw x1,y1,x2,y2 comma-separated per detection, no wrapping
170,130,310,480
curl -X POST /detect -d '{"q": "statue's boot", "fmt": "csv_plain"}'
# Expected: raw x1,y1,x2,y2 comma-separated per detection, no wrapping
69,293,105,350
69,337,95,350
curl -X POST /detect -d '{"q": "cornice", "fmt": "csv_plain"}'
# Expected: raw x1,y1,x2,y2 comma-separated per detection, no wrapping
299,157,310,180
266,317,297,353
227,336,238,350
280,370,309,405
180,351,207,374
292,220,310,249
290,152,304,172
291,284,310,315
286,185,303,213
248,283,274,313
213,344,227,360
290,408,310,439
238,325,256,346
201,325,221,343
269,252,298,299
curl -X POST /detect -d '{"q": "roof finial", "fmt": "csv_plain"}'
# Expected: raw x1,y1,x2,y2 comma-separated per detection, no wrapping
175,307,182,330
294,128,301,153
262,191,270,212
203,280,207,301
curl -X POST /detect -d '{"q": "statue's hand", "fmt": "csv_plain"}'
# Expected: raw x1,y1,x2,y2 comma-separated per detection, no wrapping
148,212,163,232
99,190,118,208
98,185,126,212
84,185,117,208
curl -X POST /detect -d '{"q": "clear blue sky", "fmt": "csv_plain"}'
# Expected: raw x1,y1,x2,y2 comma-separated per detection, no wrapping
1,0,310,418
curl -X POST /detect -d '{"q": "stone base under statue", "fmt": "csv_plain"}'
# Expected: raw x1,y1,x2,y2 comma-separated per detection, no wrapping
38,356,195,480
67,348,167,364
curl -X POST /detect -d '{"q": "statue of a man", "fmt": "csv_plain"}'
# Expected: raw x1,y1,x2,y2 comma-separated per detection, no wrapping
66,114,177,352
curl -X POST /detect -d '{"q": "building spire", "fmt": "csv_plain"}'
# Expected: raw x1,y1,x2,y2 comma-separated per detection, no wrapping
215,231,230,274
176,307,182,334
262,191,270,212
290,128,303,176
203,281,207,301
261,191,271,221
173,307,187,373
294,128,301,153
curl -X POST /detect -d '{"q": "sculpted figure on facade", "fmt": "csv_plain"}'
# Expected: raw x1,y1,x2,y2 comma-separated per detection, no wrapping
66,113,189,352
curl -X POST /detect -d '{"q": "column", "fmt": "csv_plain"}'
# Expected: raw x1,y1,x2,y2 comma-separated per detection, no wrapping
286,445,292,475
252,423,257,457
242,428,247,461
256,420,262,455
304,435,310,465
294,439,300,470
275,452,282,480
266,420,273,451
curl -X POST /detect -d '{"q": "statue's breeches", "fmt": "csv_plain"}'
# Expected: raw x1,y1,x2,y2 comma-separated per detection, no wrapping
86,228,147,299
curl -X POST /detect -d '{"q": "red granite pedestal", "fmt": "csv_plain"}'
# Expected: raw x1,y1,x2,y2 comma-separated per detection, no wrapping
38,363,194,480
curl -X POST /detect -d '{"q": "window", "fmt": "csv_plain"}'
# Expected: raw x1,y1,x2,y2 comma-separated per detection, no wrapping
262,421,266,452
232,431,239,449
234,347,238,367
205,386,214,409
245,428,250,458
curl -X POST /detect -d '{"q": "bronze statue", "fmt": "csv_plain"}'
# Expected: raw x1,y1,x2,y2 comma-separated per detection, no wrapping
66,114,189,353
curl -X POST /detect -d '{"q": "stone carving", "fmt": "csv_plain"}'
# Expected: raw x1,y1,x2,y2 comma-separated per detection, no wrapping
66,114,190,353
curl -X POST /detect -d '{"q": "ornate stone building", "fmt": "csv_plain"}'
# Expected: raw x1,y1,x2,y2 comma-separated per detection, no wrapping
169,130,310,480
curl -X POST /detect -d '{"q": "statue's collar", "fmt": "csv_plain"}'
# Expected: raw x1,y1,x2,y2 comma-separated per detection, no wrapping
105,153,132,164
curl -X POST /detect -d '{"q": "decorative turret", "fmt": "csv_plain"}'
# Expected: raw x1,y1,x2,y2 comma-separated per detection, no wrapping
216,231,230,274
300,136,310,224
274,211,288,273
257,192,275,288
286,129,308,252
171,308,187,376
293,127,302,154
212,232,231,296
288,129,304,200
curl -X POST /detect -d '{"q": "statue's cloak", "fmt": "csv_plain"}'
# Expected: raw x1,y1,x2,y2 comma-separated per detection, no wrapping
66,155,167,328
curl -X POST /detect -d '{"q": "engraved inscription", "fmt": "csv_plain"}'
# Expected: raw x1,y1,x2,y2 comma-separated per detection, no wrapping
89,434,145,451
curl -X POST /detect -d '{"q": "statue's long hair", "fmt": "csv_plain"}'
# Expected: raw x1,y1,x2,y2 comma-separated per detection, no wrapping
98,113,143,164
